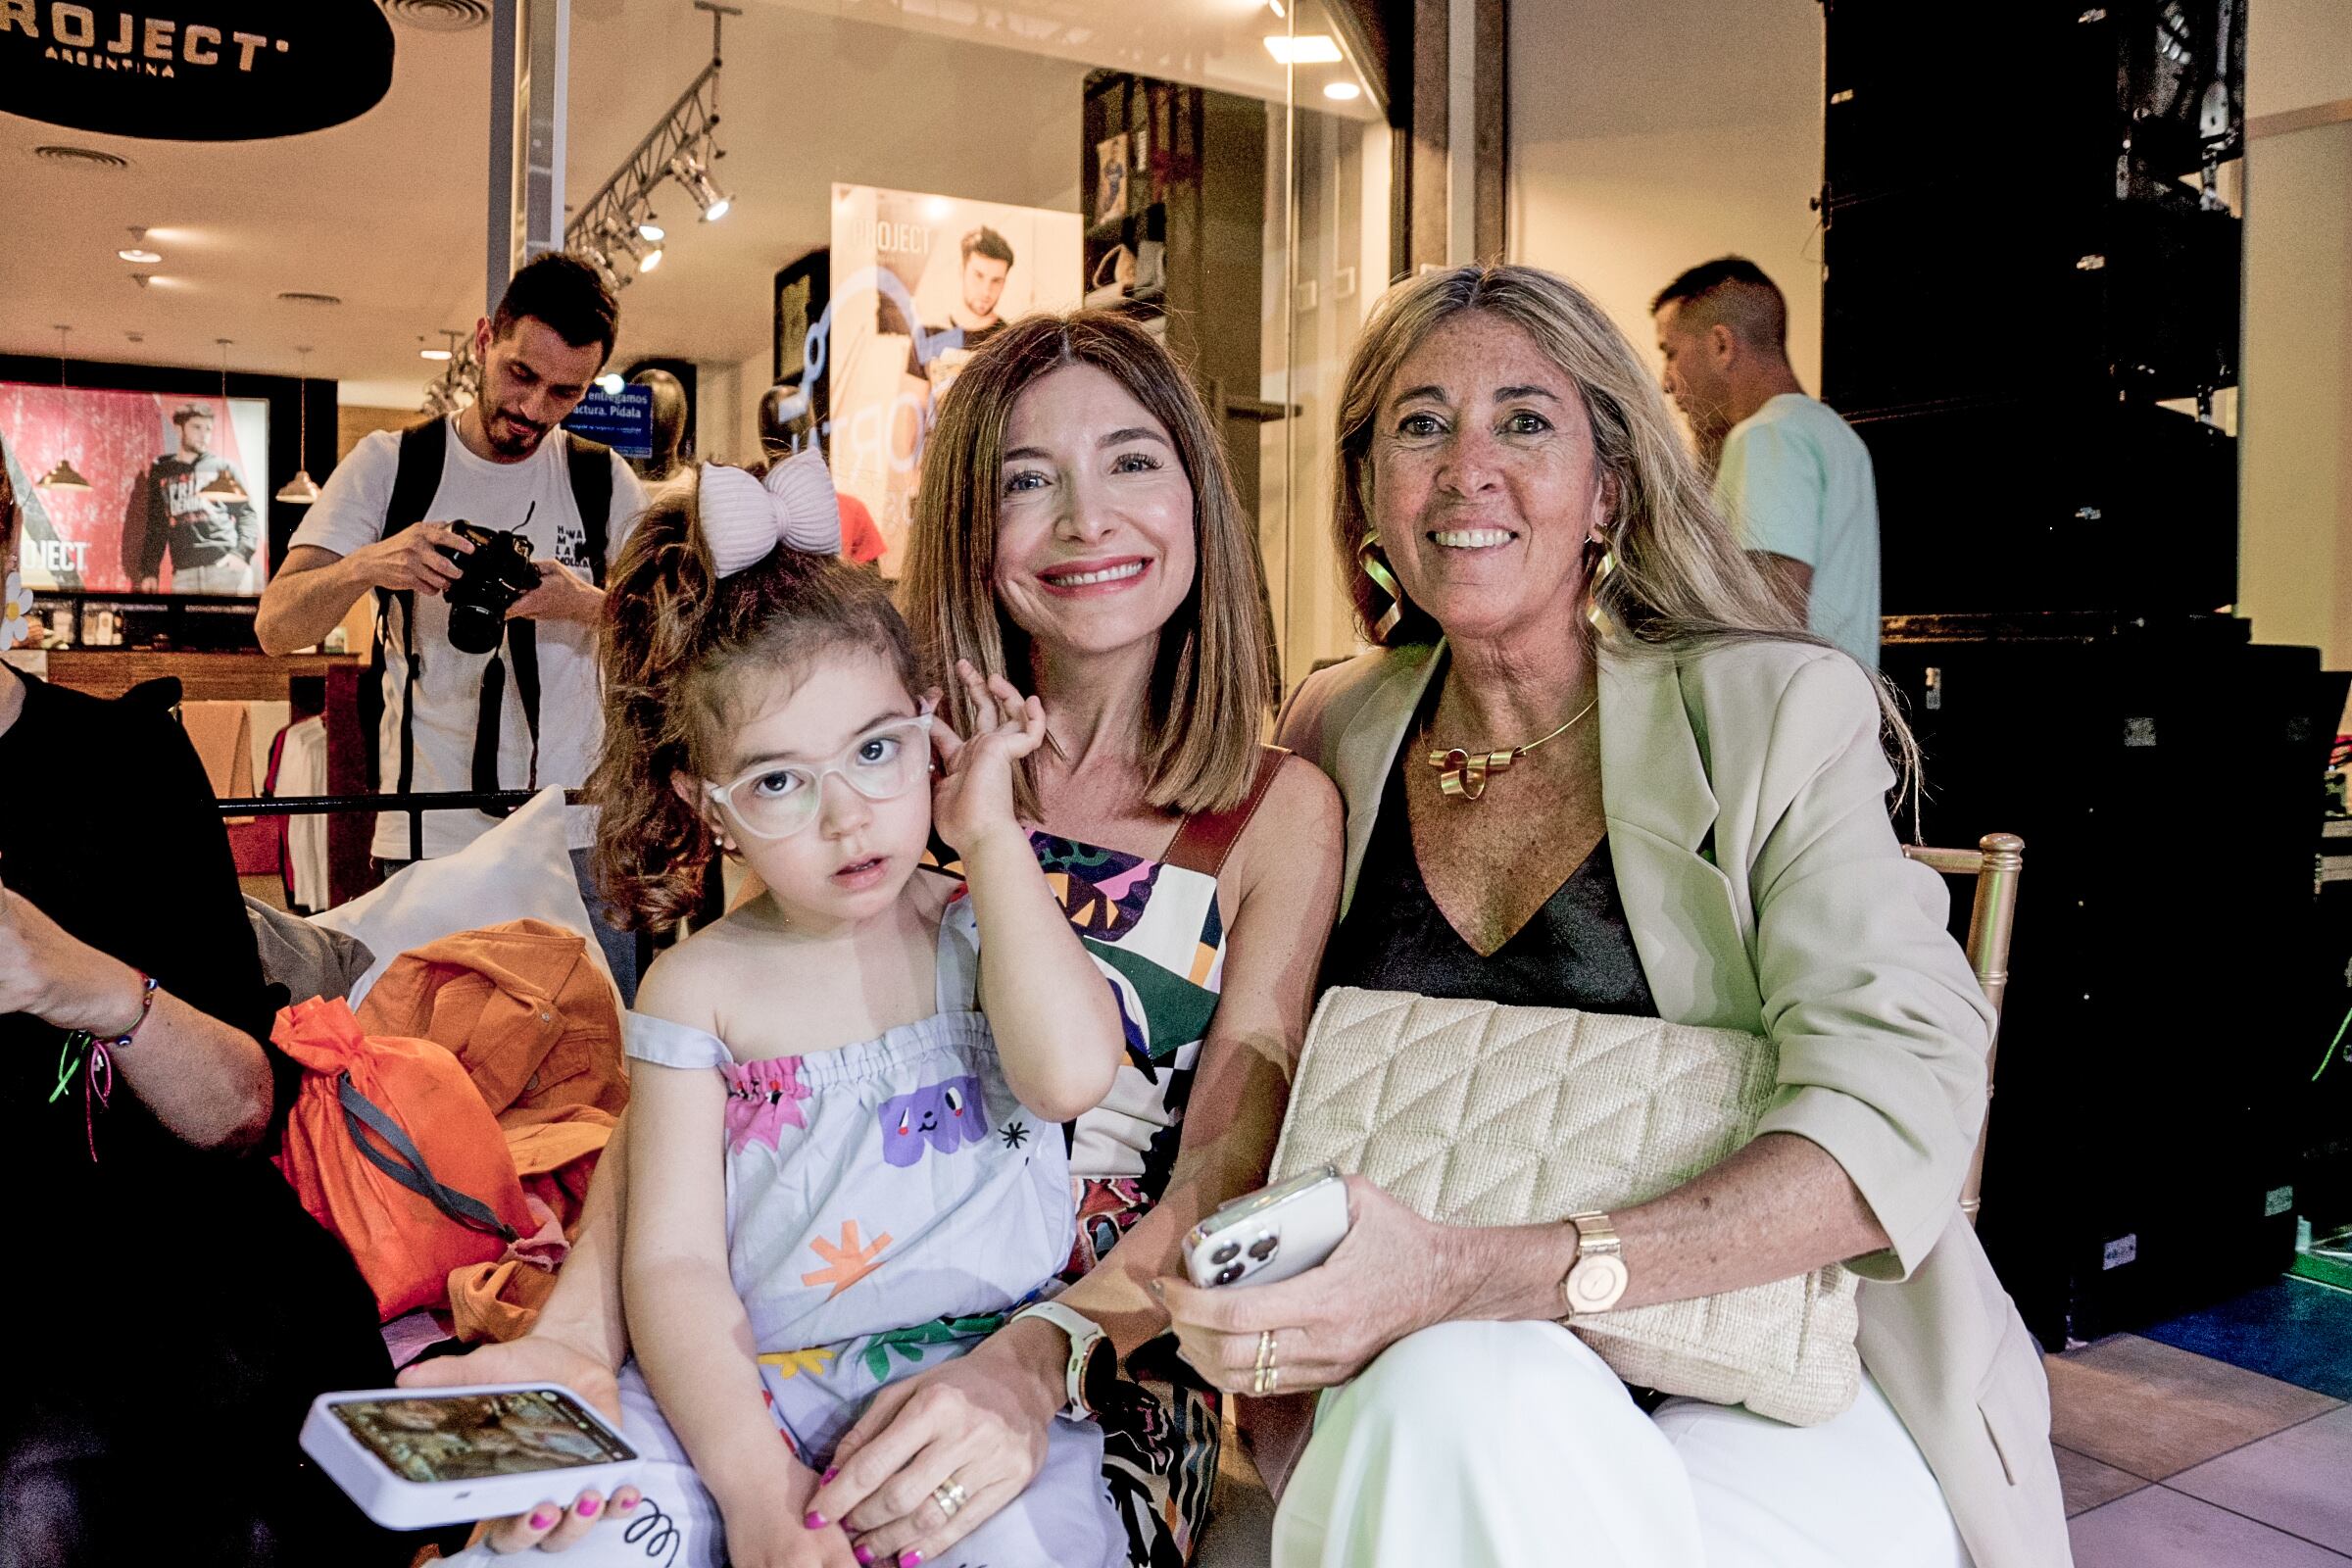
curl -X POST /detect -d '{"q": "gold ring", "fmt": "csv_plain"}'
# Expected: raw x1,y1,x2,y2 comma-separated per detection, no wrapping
932,1479,966,1518
1254,1329,1276,1373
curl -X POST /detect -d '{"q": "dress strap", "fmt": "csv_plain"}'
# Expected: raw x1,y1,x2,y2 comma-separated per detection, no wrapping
1162,746,1290,880
934,896,983,1014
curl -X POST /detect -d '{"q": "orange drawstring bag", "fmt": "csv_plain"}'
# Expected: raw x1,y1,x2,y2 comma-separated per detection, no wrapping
272,996,534,1321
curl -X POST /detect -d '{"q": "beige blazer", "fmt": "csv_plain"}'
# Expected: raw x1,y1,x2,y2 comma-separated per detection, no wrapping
1279,637,2071,1568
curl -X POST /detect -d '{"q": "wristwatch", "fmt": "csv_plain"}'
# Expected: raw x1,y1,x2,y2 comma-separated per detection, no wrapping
1560,1210,1629,1315
1011,1299,1118,1421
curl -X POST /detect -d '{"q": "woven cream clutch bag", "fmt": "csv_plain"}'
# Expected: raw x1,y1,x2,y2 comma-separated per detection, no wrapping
1271,987,1860,1426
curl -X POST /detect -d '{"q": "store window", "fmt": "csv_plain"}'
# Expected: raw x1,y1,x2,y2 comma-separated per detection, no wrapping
550,0,1393,690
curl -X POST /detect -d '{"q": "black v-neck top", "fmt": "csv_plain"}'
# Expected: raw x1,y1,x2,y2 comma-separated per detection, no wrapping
1322,761,1659,1015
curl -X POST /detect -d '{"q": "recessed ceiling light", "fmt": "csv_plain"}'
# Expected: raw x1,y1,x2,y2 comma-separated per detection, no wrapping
1265,33,1342,65
119,246,162,263
420,346,453,361
32,143,129,171
382,0,491,28
1323,80,1363,101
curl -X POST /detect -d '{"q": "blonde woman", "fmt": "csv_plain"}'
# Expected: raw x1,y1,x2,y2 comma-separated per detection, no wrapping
1159,265,2068,1568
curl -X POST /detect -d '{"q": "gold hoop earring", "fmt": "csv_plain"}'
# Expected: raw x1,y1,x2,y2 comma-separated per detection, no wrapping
1356,531,1405,644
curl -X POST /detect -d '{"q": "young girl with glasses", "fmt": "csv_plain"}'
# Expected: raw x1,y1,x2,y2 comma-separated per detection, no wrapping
564,456,1127,1568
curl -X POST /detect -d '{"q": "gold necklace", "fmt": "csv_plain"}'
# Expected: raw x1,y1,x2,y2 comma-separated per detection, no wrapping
1424,698,1597,802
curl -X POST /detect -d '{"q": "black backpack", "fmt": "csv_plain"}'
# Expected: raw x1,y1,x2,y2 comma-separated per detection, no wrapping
359,417,614,859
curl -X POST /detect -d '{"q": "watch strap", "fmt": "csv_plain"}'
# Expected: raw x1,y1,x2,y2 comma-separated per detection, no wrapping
1010,1299,1104,1419
1561,1209,1629,1315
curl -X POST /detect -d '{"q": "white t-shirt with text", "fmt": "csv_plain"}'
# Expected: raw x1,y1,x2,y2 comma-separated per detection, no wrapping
291,417,646,858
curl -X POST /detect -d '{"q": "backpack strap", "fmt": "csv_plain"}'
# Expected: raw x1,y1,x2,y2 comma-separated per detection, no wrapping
1163,746,1290,880
368,419,449,858
564,432,613,586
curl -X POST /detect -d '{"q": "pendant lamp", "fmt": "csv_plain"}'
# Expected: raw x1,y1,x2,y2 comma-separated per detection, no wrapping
275,346,321,504
198,339,249,504
36,326,93,493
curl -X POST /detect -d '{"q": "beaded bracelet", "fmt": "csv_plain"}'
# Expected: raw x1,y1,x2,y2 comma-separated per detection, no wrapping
103,971,159,1051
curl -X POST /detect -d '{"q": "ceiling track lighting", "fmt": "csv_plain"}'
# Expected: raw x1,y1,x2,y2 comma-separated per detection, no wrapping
37,325,93,494
118,225,161,264
276,346,321,505
198,339,250,505
564,1,736,286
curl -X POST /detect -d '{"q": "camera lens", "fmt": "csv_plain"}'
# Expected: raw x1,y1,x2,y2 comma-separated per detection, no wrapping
1214,1263,1245,1286
1209,1241,1241,1266
444,601,506,656
1248,1233,1280,1261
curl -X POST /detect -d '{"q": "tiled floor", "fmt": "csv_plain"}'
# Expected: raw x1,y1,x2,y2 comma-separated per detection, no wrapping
2055,1274,2352,1566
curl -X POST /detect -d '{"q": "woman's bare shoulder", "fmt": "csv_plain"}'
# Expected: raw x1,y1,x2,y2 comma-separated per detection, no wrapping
1226,752,1344,904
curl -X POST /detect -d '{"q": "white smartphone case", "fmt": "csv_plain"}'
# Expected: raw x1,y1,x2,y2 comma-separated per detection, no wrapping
300,1383,642,1532
1182,1165,1351,1289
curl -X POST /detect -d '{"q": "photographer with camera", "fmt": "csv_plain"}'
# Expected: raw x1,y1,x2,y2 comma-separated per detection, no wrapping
257,255,649,994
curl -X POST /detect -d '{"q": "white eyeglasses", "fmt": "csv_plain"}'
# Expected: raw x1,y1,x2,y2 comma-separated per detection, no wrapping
704,715,935,841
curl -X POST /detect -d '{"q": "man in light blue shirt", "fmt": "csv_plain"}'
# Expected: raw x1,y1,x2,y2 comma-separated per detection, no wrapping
1653,258,1881,668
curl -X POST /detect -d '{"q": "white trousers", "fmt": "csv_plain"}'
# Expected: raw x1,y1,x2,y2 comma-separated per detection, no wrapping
1271,1321,1972,1568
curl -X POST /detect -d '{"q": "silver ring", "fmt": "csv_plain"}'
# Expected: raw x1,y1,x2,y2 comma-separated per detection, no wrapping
932,1479,967,1519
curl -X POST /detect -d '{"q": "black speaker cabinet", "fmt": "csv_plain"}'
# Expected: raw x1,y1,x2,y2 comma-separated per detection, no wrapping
1823,0,2245,204
1859,397,2235,616
1823,184,2239,416
1881,617,2327,1347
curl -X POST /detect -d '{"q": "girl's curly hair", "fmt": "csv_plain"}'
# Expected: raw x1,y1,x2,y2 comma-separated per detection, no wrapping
588,465,920,930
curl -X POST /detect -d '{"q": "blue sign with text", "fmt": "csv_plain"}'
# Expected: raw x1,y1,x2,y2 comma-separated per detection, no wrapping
563,384,655,460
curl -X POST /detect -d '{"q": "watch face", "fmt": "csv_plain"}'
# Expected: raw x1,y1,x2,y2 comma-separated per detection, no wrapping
1077,1337,1120,1417
1567,1253,1630,1313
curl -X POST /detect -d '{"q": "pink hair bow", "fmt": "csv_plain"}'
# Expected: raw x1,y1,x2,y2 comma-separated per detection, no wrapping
698,450,841,577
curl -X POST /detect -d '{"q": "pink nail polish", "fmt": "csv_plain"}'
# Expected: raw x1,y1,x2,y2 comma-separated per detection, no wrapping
853,1547,876,1566
821,1466,839,1485
618,1494,640,1512
528,1509,559,1531
805,1511,829,1530
901,1551,925,1567
577,1496,601,1518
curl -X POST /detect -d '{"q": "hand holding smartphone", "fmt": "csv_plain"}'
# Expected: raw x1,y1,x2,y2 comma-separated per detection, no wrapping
300,1383,640,1531
1181,1165,1351,1289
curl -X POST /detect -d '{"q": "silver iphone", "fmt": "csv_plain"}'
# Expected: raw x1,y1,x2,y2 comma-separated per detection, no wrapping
1182,1164,1352,1289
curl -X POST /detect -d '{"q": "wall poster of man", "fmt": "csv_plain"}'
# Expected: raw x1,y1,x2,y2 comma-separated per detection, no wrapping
0,382,270,594
825,183,1081,572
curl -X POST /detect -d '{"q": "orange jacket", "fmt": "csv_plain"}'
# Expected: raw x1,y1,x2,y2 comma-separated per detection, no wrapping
356,920,630,1339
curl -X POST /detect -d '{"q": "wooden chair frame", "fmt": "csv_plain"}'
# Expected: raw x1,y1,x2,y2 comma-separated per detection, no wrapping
1902,833,2024,1226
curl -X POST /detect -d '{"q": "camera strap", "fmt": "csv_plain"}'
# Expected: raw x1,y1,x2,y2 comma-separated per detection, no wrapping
372,422,612,835
472,622,541,799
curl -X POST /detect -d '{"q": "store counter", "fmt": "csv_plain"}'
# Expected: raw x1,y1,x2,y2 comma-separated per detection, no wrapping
39,649,358,703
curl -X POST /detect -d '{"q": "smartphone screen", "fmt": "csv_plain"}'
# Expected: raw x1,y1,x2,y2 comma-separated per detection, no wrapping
330,1389,634,1484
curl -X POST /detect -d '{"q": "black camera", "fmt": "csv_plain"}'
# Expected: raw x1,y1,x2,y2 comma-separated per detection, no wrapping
439,521,541,655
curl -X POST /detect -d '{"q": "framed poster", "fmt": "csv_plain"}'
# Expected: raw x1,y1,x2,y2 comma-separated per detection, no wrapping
773,248,829,386
826,185,1081,572
0,381,271,595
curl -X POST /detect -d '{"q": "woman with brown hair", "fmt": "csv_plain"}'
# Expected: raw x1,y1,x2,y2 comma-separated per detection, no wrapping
1158,263,2067,1567
406,313,1343,1568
